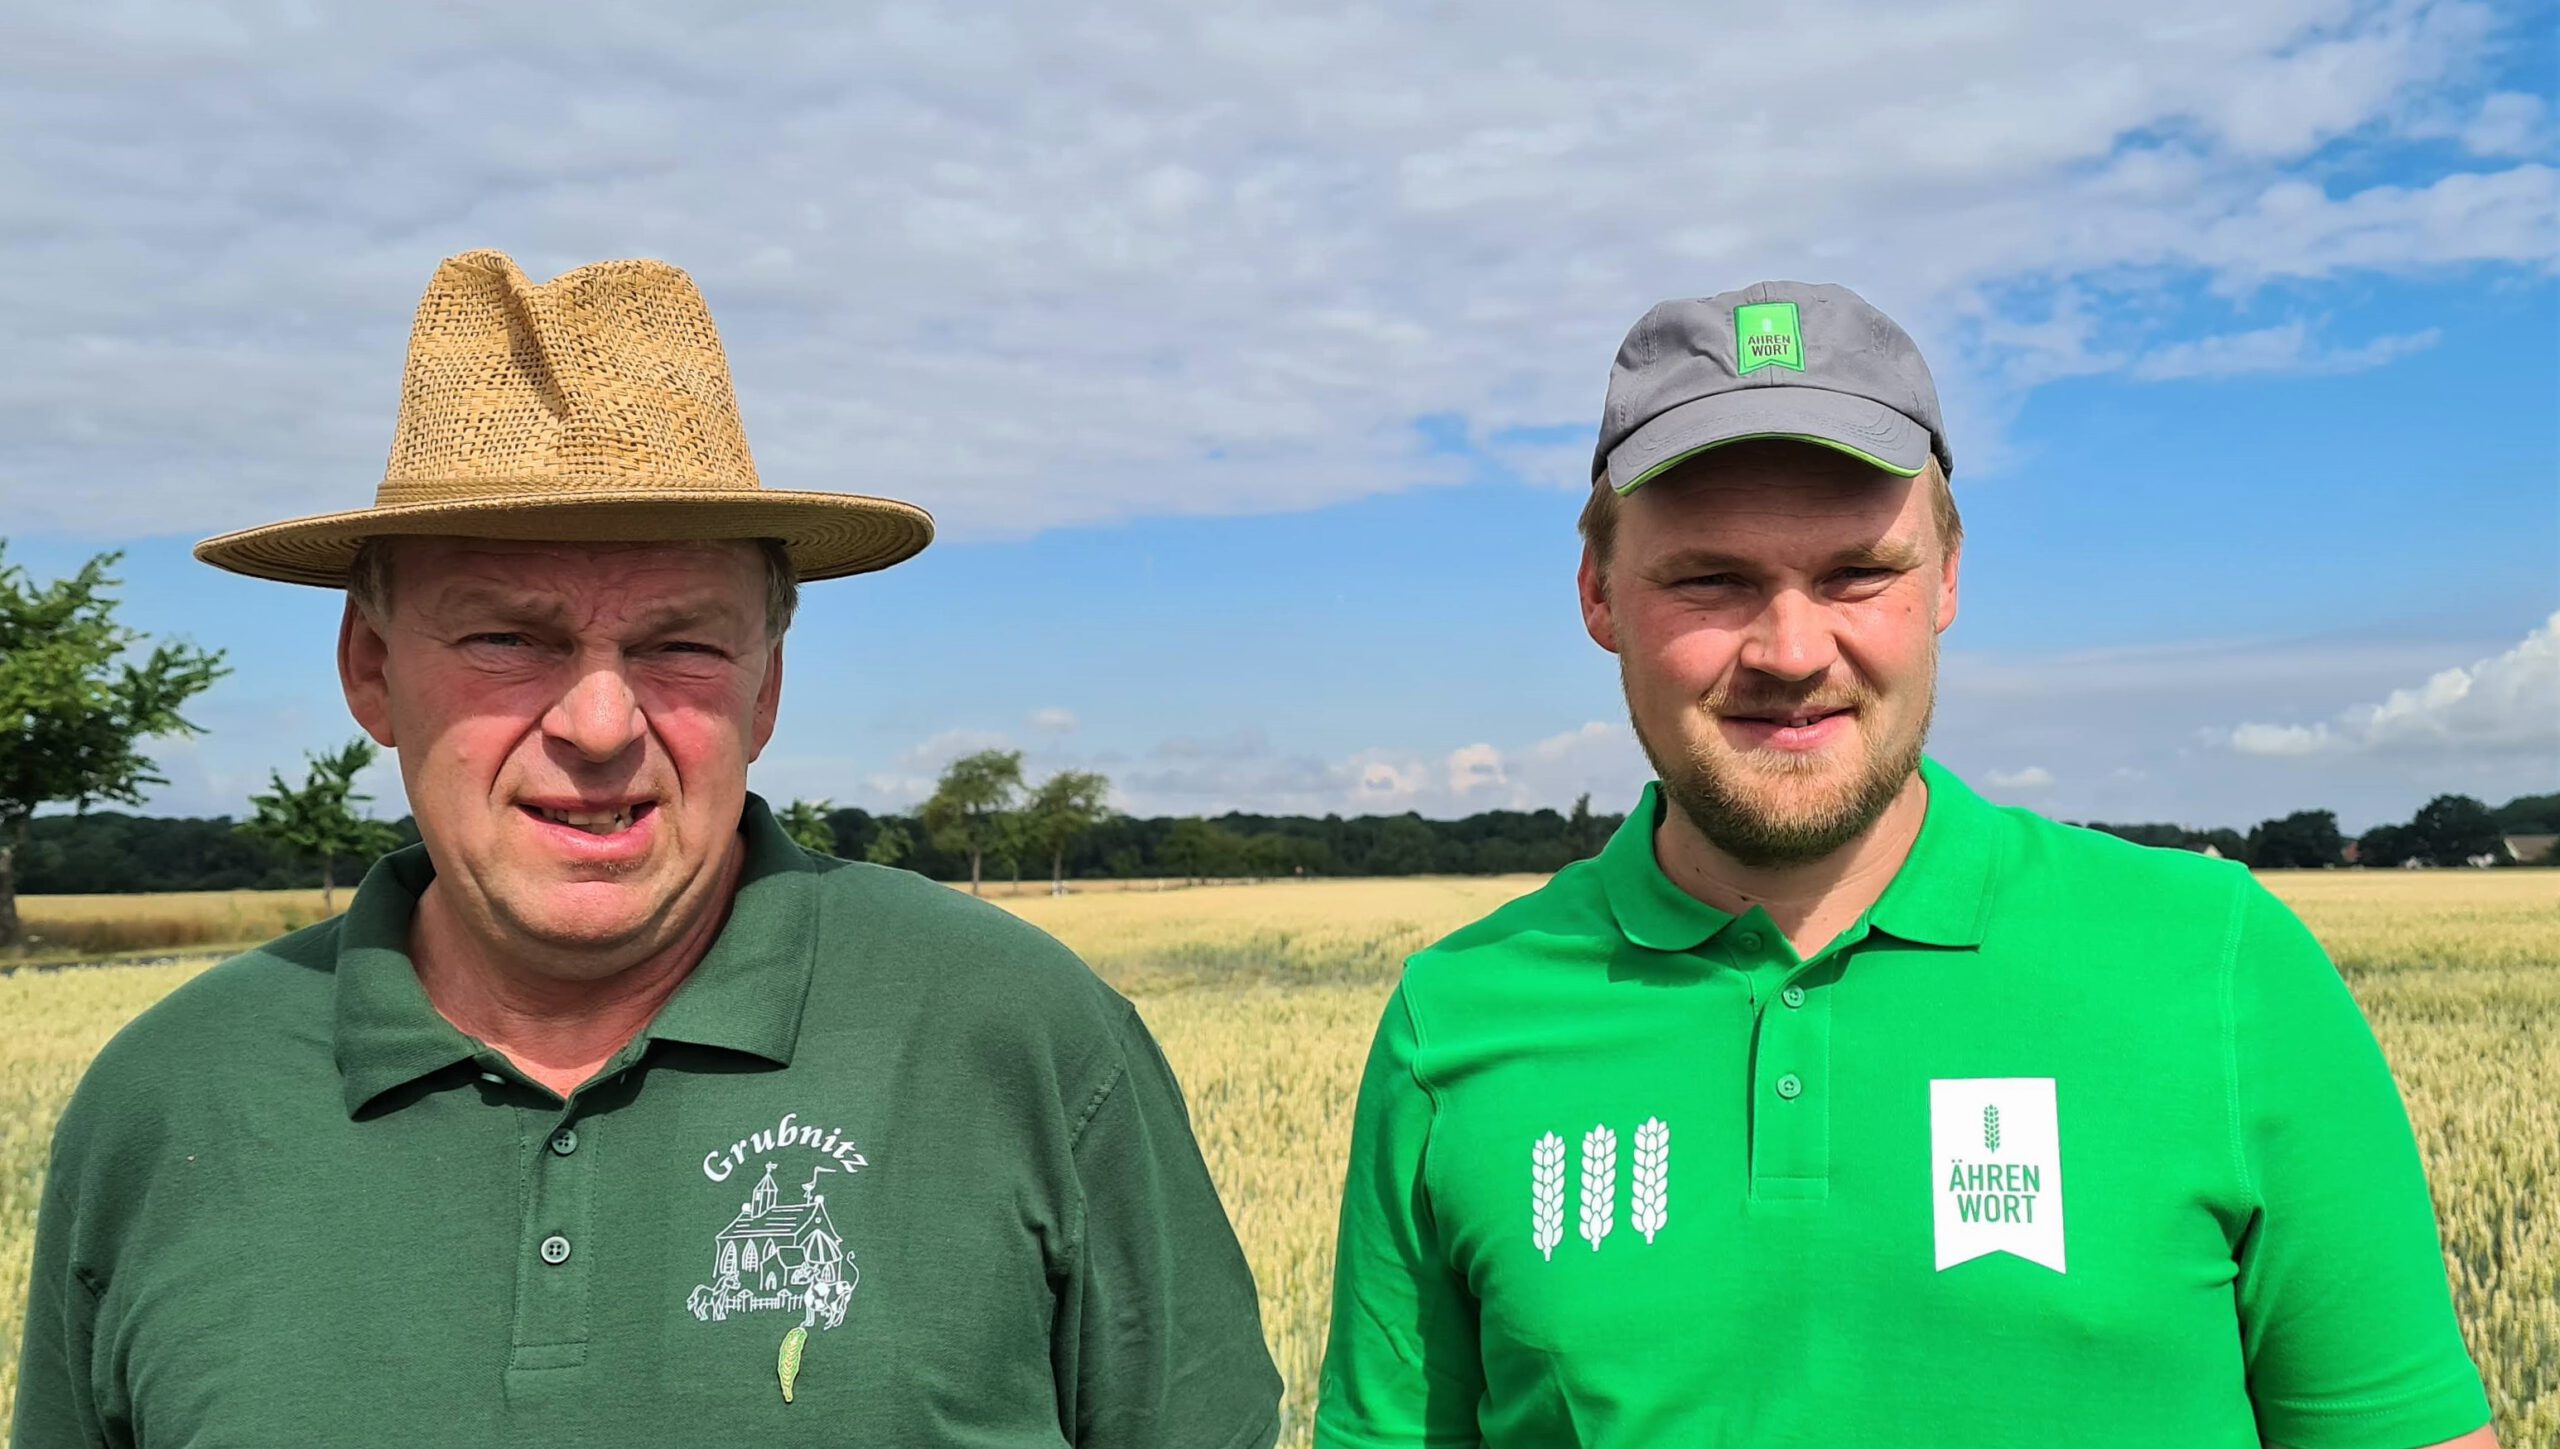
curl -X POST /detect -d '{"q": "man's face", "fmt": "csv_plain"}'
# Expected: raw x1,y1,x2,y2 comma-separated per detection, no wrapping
1578,441,1959,867
340,537,783,978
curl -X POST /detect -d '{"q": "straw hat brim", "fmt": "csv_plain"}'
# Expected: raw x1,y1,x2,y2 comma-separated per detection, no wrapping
193,488,934,588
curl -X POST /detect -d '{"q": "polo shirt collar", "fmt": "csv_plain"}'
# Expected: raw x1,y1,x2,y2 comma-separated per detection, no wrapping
1597,754,2002,955
334,792,820,1117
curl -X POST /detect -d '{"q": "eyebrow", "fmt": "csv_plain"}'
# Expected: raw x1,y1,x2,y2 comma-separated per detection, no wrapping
426,588,749,635
1655,537,1929,576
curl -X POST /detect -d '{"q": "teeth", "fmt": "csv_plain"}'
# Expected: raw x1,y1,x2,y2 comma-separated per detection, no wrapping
538,806,633,833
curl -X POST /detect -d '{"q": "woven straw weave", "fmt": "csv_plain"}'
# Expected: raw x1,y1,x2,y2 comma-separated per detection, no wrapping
195,249,932,587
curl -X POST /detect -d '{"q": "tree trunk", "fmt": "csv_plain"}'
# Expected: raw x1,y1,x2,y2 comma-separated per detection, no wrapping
969,847,983,896
0,817,23,950
1052,845,1066,897
322,853,337,915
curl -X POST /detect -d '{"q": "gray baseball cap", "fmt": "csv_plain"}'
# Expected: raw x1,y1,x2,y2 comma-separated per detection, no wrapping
1593,281,1953,494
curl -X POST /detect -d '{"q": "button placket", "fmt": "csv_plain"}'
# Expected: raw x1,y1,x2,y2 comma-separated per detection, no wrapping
1749,959,1836,1199
509,1107,596,1370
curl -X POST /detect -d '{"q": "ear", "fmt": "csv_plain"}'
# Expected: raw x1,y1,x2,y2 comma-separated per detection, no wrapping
339,598,398,748
746,640,785,762
1934,534,1963,634
1578,542,1620,655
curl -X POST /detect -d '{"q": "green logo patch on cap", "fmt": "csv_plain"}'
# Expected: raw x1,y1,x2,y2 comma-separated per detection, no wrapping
1734,301,1804,375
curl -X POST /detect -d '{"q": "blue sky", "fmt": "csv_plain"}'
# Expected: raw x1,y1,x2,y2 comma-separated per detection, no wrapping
5,1,2554,835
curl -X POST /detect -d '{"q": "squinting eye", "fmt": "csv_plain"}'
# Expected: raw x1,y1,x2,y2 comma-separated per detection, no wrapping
660,641,722,656
465,633,531,648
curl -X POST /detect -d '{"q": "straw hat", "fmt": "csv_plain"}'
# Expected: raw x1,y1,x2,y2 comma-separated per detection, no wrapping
194,249,933,587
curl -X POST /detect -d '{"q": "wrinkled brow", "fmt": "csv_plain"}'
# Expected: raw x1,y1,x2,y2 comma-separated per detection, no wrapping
1655,536,1929,577
423,585,750,635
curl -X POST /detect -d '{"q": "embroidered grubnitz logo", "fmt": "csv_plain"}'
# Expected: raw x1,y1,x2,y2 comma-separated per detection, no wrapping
686,1114,869,1402
1531,1117,1668,1260
1930,1078,2066,1273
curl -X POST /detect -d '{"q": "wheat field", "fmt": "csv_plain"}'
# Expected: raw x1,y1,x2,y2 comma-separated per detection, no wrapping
3,871,2554,1445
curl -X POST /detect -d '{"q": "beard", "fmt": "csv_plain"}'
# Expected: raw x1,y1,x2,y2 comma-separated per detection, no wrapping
1626,648,1935,870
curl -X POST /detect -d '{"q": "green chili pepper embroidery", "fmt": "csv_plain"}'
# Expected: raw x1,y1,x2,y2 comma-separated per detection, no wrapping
778,1324,808,1403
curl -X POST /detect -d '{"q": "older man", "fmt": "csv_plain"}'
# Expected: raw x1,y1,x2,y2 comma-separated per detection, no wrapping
1312,283,2495,1448
12,250,1281,1448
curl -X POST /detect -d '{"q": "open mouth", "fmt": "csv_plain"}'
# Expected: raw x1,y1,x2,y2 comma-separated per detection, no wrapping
520,801,658,836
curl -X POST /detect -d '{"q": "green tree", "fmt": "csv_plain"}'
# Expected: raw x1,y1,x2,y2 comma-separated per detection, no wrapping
1023,770,1113,895
2410,794,2502,867
237,738,400,913
778,798,836,856
1,544,230,948
2244,810,2344,870
1565,792,1600,859
2357,822,2419,868
1159,818,1241,884
921,749,1024,895
864,821,912,868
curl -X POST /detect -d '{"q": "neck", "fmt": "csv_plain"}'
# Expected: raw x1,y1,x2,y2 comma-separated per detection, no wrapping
1653,770,1930,958
407,840,746,1099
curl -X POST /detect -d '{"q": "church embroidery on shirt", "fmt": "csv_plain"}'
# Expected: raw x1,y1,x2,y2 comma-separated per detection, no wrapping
686,1161,859,1329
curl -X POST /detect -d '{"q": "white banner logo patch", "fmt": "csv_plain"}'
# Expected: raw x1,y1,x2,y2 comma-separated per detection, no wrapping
1930,1077,2065,1273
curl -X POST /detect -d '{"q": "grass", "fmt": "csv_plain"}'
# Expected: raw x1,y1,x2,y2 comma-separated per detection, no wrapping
1,870,2553,1445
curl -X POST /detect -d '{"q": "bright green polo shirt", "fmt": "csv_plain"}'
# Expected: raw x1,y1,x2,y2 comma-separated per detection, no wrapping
1315,757,2488,1449
14,795,1280,1449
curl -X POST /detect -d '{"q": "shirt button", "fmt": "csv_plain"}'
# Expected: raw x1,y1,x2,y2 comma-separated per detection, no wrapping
1735,931,1763,951
1775,1073,1804,1100
549,1128,579,1157
1781,984,1806,1009
539,1234,572,1266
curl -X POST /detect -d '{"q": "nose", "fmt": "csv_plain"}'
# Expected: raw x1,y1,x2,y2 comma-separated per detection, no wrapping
1736,586,1838,683
541,654,647,763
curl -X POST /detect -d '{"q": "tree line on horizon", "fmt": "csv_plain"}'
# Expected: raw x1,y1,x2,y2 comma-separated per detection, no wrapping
5,541,2553,947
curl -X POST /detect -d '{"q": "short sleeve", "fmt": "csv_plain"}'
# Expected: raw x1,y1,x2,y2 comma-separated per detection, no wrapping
1058,1004,1281,1449
2227,878,2491,1449
1313,983,1484,1448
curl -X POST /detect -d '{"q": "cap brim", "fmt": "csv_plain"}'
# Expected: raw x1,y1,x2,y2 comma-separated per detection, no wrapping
193,489,935,588
1606,388,1932,493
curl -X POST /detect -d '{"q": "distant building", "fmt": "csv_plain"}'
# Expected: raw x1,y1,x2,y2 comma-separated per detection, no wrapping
2197,844,2224,859
2503,833,2558,865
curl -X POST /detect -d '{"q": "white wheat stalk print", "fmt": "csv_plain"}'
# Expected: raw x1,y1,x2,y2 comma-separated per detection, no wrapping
1579,1125,1617,1251
1632,1117,1670,1244
1531,1133,1566,1261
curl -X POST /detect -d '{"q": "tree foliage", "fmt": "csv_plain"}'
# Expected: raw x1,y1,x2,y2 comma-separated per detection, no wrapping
2246,809,2346,869
1023,770,1113,894
920,749,1023,895
777,798,836,856
2410,794,2504,867
236,737,400,912
0,544,229,947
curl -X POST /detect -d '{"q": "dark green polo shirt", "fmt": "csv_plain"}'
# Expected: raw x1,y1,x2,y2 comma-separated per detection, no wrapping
13,796,1280,1448
1315,757,2488,1449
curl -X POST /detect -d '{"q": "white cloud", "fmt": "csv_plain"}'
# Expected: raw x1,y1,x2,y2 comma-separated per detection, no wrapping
1987,765,2056,790
2128,322,2441,380
1,2,2550,539
1445,742,1507,797
1028,707,1079,733
2225,610,2560,759
2461,91,2552,158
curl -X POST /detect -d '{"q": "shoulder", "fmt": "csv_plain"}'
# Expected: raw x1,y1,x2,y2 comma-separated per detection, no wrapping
797,857,1136,1041
52,919,344,1166
1394,856,1615,1010
1996,804,2255,919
